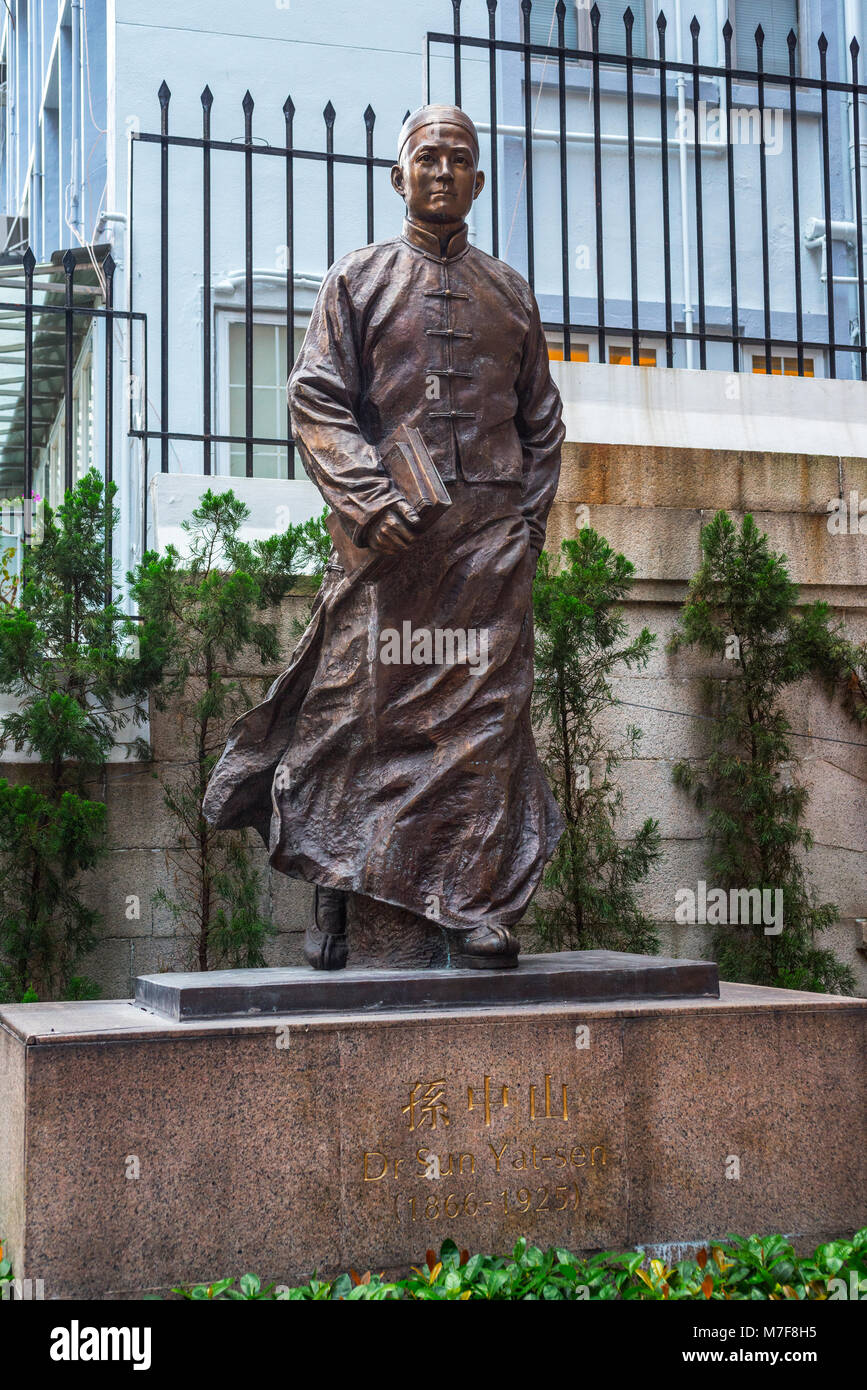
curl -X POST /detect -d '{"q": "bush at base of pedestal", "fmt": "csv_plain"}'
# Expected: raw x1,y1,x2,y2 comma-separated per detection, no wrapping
165,1229,867,1301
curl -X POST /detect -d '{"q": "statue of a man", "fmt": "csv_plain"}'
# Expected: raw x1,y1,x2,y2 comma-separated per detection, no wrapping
203,104,565,971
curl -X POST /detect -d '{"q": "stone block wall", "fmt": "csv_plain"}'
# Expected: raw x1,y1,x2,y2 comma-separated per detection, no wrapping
1,594,317,999
2,443,865,997
546,442,867,989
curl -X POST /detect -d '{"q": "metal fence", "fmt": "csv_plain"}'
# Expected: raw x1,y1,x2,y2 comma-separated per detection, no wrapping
129,82,395,487
124,3,867,517
0,248,144,504
425,1,867,378
4,2,866,537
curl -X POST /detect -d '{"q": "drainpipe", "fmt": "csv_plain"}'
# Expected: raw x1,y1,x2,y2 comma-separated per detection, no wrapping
803,216,862,285
715,0,727,112
78,0,86,237
77,0,86,236
845,0,867,367
94,210,131,614
69,0,81,237
3,16,11,226
476,121,727,154
674,0,695,367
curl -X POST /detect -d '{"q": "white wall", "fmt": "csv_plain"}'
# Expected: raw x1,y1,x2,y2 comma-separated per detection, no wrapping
552,356,867,456
92,1,861,571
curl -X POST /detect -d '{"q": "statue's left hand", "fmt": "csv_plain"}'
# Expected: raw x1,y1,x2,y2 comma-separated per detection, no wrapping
366,499,419,554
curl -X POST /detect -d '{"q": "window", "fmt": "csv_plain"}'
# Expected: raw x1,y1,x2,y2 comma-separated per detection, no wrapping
734,1,799,75
546,343,659,365
610,345,657,366
227,320,307,478
530,2,649,58
529,1,579,48
74,350,94,482
548,342,590,362
595,1,648,58
751,354,814,376
39,332,94,507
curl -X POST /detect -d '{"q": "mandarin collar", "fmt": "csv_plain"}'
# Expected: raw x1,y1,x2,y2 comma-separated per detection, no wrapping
401,217,469,261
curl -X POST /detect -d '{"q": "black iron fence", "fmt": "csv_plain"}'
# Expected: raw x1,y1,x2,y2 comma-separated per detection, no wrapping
128,82,396,485
425,1,867,377
3,2,866,531
124,2,867,513
0,248,144,506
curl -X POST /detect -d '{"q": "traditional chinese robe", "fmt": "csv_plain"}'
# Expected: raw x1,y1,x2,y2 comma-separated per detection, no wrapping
203,217,565,932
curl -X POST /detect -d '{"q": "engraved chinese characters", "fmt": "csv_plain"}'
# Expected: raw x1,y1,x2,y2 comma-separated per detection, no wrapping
362,1071,613,1232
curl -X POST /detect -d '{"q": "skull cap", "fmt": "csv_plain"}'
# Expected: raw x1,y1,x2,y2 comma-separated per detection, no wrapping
397,105,480,162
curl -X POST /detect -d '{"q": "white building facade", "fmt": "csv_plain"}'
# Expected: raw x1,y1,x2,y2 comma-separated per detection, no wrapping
1,1,866,555
1,2,866,992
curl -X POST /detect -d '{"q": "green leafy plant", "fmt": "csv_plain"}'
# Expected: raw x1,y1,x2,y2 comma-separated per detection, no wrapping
130,492,328,971
174,1272,279,1301
0,546,20,611
670,511,854,994
531,529,661,953
814,630,867,728
0,472,152,1001
167,1228,867,1301
0,492,41,611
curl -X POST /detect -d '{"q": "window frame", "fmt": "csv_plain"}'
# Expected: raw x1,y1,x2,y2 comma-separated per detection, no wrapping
750,351,815,377
39,327,95,507
576,0,655,63
527,1,656,65
608,343,658,367
730,0,807,78
214,305,309,480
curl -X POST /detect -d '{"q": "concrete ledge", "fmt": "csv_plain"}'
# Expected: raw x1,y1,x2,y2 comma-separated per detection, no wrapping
1,982,864,1297
553,359,867,458
148,473,324,559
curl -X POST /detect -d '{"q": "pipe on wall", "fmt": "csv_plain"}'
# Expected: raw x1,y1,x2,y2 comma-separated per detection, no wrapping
844,0,867,362
674,0,695,368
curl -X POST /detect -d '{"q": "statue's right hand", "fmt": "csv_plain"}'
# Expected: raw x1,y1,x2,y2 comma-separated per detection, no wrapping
366,499,419,554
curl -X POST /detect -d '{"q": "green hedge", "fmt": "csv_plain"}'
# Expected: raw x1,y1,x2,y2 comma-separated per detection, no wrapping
170,1229,867,1301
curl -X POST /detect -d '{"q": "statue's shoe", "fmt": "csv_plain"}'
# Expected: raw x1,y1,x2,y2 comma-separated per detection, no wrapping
303,925,348,971
453,923,520,970
304,885,348,971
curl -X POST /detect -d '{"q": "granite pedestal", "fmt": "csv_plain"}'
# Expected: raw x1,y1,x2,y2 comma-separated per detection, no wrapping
0,965,865,1298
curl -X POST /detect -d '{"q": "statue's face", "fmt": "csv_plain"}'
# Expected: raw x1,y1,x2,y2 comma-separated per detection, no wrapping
392,124,485,226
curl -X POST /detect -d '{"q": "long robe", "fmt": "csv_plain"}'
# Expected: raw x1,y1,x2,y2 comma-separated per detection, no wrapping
203,218,566,931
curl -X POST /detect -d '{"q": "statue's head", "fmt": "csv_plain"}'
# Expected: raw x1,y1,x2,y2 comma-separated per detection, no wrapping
391,104,485,227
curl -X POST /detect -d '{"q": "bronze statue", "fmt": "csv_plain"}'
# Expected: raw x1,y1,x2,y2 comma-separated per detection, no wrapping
203,105,565,970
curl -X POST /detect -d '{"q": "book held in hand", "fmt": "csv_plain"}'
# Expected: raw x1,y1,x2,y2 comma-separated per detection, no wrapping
326,423,451,577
